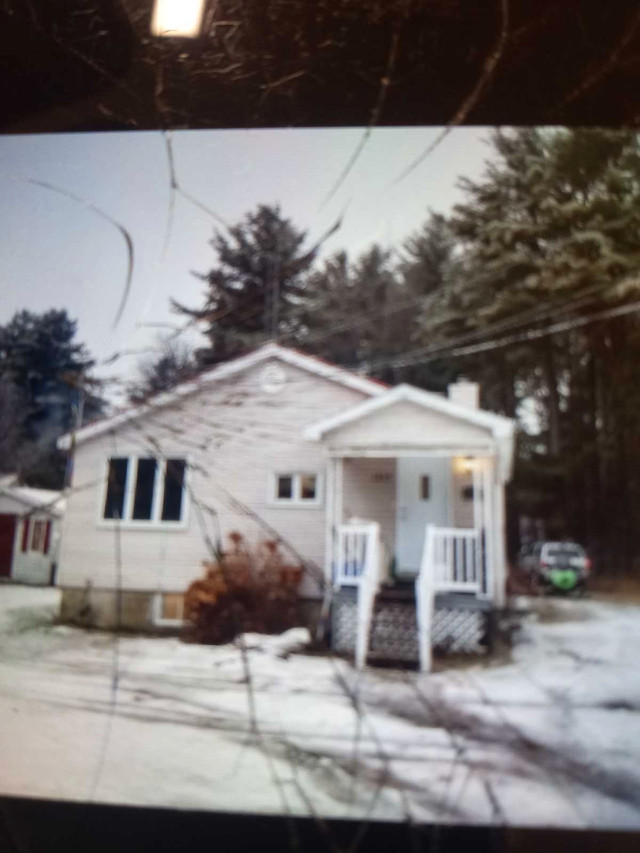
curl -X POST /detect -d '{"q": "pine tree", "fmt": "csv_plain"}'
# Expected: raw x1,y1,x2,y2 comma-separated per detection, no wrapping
420,127,640,572
127,337,196,404
174,204,316,364
0,309,102,487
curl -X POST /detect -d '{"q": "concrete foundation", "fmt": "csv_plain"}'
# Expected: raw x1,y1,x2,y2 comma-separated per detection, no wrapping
59,586,323,635
60,587,155,631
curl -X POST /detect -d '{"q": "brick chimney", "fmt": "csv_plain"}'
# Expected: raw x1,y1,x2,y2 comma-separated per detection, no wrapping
447,379,479,409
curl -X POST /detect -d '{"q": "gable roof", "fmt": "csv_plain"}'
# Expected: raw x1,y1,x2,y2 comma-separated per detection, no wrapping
58,343,387,450
0,485,65,516
304,383,516,478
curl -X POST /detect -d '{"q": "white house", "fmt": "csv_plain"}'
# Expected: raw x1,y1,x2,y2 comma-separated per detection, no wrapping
0,481,65,585
56,344,515,669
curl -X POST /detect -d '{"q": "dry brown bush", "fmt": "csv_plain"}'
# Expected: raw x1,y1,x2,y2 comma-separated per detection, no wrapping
183,532,304,644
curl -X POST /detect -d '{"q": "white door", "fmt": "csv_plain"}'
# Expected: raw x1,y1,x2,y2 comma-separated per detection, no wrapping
395,457,450,576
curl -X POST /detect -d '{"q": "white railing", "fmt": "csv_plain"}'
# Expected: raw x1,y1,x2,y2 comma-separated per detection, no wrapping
335,522,375,586
430,526,482,593
334,521,382,670
415,524,484,672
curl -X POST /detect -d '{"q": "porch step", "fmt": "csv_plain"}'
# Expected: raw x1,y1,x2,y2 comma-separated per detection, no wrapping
369,599,419,660
377,584,416,603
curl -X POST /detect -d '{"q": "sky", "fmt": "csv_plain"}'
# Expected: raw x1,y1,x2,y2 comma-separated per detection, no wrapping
0,127,494,400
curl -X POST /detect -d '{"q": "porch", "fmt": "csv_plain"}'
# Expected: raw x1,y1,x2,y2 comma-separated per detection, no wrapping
304,382,514,670
325,454,503,670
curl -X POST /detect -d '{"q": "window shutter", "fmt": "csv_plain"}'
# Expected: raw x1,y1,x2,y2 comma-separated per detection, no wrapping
43,520,52,555
21,518,30,552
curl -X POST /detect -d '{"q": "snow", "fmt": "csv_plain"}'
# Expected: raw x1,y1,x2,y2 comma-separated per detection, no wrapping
0,586,639,829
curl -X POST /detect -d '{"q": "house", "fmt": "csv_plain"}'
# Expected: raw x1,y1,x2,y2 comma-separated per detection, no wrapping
0,480,65,585
56,343,515,669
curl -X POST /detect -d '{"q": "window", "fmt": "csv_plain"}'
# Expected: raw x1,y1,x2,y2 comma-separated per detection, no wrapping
31,520,47,552
272,473,321,506
101,456,187,525
104,458,128,519
22,518,51,554
462,485,474,501
277,475,293,500
420,475,430,500
132,458,157,520
153,593,185,625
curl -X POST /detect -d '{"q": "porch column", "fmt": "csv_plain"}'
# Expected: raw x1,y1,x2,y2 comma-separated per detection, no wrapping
324,457,344,586
482,458,495,599
494,476,507,607
324,457,336,586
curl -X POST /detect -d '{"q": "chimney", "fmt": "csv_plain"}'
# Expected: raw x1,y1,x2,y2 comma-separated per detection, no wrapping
448,379,480,409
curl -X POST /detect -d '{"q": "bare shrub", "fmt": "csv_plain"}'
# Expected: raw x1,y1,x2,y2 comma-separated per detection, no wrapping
183,532,304,644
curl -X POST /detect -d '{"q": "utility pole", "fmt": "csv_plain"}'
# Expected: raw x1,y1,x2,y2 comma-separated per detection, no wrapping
271,253,281,341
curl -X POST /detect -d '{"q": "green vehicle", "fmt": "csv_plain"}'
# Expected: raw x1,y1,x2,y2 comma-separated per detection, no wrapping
517,541,591,595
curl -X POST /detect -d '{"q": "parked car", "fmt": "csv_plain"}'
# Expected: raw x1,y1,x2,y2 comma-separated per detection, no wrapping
517,541,591,595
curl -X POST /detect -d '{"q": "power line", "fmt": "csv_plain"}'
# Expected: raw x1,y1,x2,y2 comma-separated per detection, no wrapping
355,279,636,373
372,299,640,371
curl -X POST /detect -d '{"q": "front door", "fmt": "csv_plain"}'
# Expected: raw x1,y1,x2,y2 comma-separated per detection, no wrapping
0,514,17,577
395,457,450,576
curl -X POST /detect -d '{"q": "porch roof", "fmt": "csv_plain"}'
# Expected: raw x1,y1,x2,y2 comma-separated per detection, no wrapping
305,384,516,480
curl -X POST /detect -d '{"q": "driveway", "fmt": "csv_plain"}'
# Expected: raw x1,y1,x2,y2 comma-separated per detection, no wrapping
0,585,639,829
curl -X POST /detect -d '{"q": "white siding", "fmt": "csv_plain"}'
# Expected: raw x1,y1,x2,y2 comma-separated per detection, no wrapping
58,359,369,598
325,400,495,452
0,495,59,585
452,462,475,528
341,457,396,561
11,514,59,585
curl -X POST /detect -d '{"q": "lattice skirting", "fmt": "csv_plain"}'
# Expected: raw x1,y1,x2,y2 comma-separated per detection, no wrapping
331,594,489,659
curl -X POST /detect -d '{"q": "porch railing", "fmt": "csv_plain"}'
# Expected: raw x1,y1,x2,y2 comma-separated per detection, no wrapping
335,522,378,586
430,526,483,593
335,521,382,669
415,524,484,672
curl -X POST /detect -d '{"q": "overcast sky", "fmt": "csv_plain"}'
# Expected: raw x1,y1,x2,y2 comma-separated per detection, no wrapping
0,127,494,398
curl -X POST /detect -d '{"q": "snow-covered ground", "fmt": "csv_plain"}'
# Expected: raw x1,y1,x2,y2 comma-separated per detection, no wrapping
0,585,639,829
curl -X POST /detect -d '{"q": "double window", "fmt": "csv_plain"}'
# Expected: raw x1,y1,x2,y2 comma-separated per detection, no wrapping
102,456,187,525
271,472,321,506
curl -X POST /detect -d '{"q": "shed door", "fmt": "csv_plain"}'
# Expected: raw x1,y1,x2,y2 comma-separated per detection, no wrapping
395,458,450,576
0,514,17,577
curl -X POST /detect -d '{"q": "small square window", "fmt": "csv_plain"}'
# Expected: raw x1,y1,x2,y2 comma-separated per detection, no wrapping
277,476,293,500
420,475,430,500
300,475,317,500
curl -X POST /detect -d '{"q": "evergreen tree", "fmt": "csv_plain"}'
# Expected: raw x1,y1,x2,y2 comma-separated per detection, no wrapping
0,309,102,487
127,338,197,404
417,128,640,571
174,204,316,365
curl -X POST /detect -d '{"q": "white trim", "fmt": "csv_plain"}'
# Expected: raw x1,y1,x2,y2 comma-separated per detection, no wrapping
58,344,385,450
96,454,190,530
326,445,496,458
267,471,324,508
494,480,507,607
0,487,64,517
324,458,336,585
305,384,515,481
305,384,513,439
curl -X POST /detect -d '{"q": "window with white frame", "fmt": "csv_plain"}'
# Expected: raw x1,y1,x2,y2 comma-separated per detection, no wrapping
154,593,185,625
102,456,187,524
271,472,321,505
30,519,47,551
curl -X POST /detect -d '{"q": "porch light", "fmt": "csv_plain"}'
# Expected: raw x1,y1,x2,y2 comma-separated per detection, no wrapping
151,0,206,38
457,456,478,473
